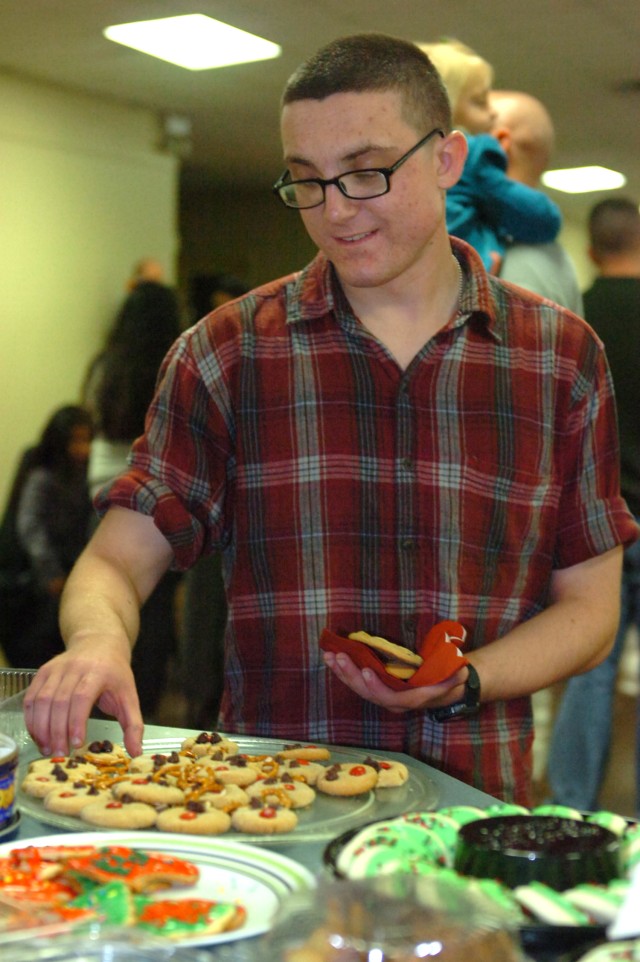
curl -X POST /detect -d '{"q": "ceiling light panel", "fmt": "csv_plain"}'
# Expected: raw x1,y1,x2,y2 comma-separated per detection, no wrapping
103,14,281,71
541,166,627,194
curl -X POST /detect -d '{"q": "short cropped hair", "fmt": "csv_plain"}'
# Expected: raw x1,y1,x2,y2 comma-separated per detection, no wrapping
282,33,451,133
589,198,640,258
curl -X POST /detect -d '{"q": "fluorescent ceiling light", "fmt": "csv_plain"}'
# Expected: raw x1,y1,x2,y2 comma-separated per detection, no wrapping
541,165,627,194
104,14,281,71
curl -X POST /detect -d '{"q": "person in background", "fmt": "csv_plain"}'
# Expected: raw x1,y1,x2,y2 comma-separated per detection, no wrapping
421,39,561,273
489,90,583,314
24,34,635,805
547,197,640,813
0,406,93,668
190,273,250,320
487,88,584,787
125,257,165,292
82,279,183,720
180,273,249,727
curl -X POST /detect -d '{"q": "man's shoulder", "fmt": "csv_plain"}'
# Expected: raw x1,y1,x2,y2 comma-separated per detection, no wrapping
490,271,596,345
180,255,332,355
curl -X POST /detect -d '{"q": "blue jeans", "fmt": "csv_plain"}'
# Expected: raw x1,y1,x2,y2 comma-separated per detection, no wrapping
546,527,640,812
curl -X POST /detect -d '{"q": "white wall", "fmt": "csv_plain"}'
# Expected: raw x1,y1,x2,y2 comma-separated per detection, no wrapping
0,72,179,508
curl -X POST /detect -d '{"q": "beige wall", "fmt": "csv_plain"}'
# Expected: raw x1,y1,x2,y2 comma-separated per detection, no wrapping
0,73,179,508
0,67,598,515
558,214,594,293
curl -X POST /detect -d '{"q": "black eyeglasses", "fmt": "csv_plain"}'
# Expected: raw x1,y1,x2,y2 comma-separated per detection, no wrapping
273,127,445,210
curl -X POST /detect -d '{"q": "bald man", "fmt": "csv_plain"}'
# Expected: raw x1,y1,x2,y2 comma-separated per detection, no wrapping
490,90,583,314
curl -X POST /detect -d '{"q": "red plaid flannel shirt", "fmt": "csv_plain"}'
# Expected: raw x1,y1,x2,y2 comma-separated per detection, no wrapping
98,239,637,803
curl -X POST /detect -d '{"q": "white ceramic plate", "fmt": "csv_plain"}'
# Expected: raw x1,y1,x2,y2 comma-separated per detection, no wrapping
0,831,316,948
17,734,439,845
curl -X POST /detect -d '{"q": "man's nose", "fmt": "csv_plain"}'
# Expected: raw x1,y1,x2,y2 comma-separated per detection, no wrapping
322,182,360,219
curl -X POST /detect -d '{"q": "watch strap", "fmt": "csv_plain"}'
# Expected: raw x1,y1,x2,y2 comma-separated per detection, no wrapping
428,663,481,722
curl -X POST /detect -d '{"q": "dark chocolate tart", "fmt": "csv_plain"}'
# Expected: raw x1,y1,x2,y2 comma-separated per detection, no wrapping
453,815,620,890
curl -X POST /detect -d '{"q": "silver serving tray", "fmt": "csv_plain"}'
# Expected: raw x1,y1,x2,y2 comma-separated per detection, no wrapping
17,732,439,846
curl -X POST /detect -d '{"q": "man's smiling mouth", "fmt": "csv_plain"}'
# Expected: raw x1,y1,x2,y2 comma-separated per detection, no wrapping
339,230,376,243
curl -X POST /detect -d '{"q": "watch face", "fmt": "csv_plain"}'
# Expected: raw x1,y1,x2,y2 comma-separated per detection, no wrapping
447,702,478,718
429,700,478,722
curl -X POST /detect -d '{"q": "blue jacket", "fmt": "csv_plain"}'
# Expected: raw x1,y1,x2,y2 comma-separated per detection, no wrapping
447,133,561,271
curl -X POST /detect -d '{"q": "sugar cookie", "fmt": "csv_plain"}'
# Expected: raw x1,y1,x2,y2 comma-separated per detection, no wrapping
316,762,378,796
44,784,110,816
231,800,298,834
112,777,185,807
347,630,423,667
276,743,331,761
80,798,158,830
156,802,232,835
246,776,316,809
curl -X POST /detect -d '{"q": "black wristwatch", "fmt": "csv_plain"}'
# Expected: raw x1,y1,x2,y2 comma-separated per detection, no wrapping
428,663,481,722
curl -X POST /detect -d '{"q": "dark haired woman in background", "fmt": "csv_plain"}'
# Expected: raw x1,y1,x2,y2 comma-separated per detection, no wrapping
0,405,93,668
82,279,183,720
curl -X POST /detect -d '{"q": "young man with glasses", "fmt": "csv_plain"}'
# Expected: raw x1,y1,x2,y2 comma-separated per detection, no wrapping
24,34,636,805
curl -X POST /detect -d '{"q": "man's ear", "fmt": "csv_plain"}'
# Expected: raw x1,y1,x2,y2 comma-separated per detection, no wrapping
588,245,602,268
436,130,468,188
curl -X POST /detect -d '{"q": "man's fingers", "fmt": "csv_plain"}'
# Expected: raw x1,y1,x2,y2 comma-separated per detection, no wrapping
23,652,143,757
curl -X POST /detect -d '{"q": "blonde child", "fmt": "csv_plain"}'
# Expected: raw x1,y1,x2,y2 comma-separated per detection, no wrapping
420,40,561,273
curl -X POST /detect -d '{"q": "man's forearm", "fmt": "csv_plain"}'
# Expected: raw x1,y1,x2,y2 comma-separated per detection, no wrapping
472,546,622,701
59,506,175,656
59,549,142,659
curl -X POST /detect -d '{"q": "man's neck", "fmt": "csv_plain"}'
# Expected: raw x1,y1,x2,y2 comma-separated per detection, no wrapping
342,254,463,371
597,254,640,279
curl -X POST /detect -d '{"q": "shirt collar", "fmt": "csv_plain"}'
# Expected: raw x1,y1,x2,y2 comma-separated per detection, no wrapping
288,238,504,343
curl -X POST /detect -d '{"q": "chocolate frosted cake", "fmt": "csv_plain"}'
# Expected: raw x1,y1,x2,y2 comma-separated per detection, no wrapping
454,815,620,891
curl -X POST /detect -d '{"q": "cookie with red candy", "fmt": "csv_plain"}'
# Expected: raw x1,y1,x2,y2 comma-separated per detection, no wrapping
316,762,379,796
155,801,232,835
231,799,298,834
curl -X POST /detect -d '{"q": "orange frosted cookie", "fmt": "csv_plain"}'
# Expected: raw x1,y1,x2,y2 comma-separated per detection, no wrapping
64,845,199,893
135,897,245,939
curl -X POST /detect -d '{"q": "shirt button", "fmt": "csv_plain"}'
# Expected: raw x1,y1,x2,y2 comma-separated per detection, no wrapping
401,457,414,471
401,538,416,551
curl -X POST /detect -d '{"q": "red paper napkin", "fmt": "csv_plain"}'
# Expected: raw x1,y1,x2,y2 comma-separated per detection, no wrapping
319,620,468,691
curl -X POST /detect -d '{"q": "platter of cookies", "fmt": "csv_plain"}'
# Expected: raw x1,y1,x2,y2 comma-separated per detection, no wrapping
323,803,639,956
0,830,315,948
17,731,439,845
